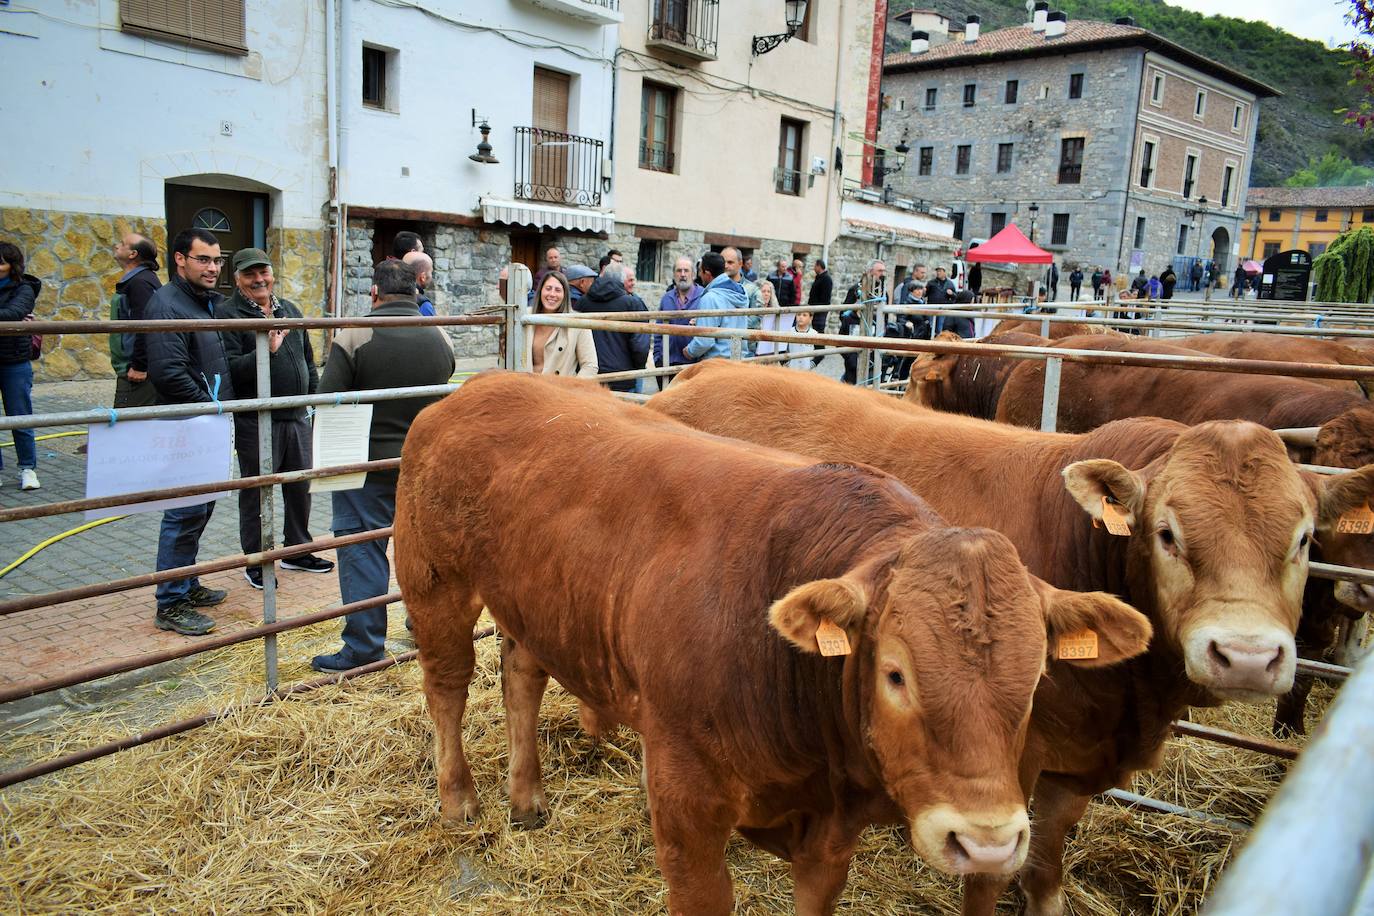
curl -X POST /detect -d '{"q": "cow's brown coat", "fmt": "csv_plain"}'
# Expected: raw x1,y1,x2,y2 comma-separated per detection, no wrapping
651,361,1374,915
1171,332,1372,395
393,371,1150,915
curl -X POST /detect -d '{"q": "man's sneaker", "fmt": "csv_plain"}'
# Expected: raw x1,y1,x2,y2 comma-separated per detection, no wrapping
19,469,39,491
310,651,380,674
186,584,229,607
281,554,335,574
155,601,216,636
245,567,264,590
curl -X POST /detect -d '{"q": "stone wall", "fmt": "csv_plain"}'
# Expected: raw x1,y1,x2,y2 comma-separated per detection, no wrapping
1,206,325,382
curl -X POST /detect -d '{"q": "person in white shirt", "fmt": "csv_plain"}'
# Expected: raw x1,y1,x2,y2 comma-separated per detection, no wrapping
787,310,820,371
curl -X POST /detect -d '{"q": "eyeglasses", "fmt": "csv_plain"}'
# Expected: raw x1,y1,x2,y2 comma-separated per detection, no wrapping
184,255,228,267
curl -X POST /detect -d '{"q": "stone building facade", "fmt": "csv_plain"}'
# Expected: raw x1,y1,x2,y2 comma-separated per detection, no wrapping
879,13,1276,283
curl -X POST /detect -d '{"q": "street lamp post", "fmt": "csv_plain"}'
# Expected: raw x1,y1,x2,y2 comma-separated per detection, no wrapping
1188,195,1209,298
1028,202,1039,243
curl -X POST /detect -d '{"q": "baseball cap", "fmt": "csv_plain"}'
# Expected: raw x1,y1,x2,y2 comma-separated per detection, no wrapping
564,264,596,281
231,247,271,273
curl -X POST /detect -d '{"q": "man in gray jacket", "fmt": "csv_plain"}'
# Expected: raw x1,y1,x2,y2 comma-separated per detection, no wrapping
145,227,236,636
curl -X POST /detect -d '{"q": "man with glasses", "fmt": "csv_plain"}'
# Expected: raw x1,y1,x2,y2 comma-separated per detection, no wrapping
144,227,236,637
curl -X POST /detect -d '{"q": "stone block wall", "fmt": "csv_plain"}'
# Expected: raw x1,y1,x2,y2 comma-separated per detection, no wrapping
1,206,326,382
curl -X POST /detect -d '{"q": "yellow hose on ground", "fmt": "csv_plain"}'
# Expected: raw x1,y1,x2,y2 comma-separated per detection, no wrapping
1,430,88,448
0,516,128,579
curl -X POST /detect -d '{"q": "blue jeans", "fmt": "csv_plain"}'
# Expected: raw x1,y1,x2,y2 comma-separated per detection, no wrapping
330,478,397,663
155,501,216,610
0,361,36,470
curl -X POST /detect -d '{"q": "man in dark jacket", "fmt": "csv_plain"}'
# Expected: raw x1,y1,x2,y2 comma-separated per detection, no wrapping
573,262,650,392
310,259,455,673
766,259,795,311
217,247,333,590
145,228,236,637
111,233,161,408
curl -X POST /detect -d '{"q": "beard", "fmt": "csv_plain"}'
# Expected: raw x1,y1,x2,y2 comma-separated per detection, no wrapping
675,278,694,294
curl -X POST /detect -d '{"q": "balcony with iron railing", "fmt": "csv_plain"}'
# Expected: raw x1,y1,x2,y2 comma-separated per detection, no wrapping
774,167,802,196
639,140,674,173
518,0,622,25
514,127,605,208
646,0,719,61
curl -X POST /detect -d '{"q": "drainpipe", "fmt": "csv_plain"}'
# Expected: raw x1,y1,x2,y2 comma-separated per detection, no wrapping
822,0,850,266
325,0,342,319
1114,53,1147,278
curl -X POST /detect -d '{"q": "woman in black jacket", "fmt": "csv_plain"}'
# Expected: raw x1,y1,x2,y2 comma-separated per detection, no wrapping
0,241,40,490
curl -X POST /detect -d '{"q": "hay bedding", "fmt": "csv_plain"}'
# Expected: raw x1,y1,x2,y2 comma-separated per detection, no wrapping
0,616,1330,915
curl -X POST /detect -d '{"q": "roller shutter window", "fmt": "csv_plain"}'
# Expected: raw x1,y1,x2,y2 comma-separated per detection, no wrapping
120,0,248,55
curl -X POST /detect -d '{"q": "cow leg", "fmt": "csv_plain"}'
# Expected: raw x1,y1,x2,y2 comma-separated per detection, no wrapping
960,874,1013,916
413,591,484,823
501,636,551,828
1273,673,1314,737
1017,777,1092,916
644,745,735,915
790,821,861,916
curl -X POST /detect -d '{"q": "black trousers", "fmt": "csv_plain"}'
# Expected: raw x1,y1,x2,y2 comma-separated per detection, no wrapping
235,416,313,560
113,374,157,408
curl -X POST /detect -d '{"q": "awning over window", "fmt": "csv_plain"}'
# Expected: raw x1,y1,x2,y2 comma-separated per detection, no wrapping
480,197,616,234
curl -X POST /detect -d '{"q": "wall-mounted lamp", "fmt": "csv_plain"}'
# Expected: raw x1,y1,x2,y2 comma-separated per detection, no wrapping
469,110,498,165
1028,201,1040,242
893,134,911,172
752,0,809,56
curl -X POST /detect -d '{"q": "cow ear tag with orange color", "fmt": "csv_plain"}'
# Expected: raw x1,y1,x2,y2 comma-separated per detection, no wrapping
1056,629,1099,661
1337,503,1374,536
815,619,852,657
1092,496,1131,537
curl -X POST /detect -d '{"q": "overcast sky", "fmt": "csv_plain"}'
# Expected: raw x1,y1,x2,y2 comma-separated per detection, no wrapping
1165,0,1361,47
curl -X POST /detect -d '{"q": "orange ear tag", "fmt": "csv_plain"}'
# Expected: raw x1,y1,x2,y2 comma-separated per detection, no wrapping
1337,503,1374,536
816,619,852,657
1056,629,1100,661
1096,496,1131,537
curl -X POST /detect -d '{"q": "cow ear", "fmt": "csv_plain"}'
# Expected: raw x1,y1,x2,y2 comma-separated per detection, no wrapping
1316,464,1374,529
907,353,954,406
769,578,869,653
1062,459,1146,531
1034,577,1153,668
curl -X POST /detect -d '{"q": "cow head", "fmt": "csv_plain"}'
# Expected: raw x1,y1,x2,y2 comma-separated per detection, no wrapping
1306,464,1374,616
769,526,1150,876
1308,410,1374,616
904,331,964,408
1062,421,1334,701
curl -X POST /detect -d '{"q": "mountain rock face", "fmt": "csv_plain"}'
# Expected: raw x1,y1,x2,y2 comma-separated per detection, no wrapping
884,0,1369,186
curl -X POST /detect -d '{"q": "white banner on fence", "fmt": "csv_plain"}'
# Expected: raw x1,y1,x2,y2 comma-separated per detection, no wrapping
310,403,373,492
84,415,234,520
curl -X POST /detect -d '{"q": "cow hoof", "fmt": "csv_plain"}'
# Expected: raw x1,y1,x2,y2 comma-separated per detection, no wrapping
440,793,481,825
1024,893,1066,916
511,803,549,830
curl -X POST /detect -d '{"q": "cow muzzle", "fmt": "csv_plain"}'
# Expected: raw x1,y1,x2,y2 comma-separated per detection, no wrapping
1183,623,1296,700
1334,581,1374,617
910,805,1030,876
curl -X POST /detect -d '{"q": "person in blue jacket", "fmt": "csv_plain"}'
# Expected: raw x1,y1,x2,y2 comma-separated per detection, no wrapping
683,251,747,362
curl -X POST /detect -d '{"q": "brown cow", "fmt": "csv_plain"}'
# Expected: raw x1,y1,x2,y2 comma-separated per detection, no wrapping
905,331,1048,417
649,361,1374,916
394,371,1150,915
989,318,1119,338
1171,331,1371,395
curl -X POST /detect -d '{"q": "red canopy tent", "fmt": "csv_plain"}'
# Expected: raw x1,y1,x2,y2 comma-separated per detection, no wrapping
963,223,1053,264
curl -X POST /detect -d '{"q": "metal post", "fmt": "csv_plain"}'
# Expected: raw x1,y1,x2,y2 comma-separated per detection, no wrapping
254,330,278,692
860,298,876,387
1203,651,1374,916
729,334,742,360
1040,356,1062,432
505,262,531,372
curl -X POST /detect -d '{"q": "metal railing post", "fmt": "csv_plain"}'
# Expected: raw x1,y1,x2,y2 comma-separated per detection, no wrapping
254,330,278,692
1203,652,1374,916
1040,356,1062,432
861,298,876,387
504,262,531,372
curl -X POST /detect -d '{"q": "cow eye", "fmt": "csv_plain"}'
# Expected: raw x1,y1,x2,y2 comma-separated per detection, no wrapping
1156,527,1178,554
887,670,905,688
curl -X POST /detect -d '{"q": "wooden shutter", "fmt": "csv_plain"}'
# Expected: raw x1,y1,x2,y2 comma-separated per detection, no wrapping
121,0,248,55
532,68,570,134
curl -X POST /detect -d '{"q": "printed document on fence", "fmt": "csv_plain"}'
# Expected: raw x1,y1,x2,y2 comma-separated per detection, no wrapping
310,403,373,492
85,415,233,520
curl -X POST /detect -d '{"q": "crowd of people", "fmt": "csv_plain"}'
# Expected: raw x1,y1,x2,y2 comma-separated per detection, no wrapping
0,228,985,673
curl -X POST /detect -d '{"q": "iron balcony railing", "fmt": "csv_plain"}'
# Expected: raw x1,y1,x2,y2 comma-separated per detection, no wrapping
775,167,802,196
639,140,674,172
514,126,604,208
647,0,720,58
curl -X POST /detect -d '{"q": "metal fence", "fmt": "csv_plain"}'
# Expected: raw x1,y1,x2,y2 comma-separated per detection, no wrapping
4,291,1374,911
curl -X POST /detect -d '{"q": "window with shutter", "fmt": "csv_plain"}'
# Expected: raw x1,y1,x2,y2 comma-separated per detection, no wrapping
120,0,248,55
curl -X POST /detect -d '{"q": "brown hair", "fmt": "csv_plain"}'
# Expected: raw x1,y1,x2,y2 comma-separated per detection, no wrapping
0,241,25,279
535,271,572,313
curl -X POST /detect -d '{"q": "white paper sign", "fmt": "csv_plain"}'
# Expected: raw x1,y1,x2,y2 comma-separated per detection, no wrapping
310,403,374,492
85,415,233,520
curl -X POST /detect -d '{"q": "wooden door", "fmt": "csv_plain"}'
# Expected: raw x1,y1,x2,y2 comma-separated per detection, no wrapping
164,184,268,292
510,232,540,276
531,67,571,203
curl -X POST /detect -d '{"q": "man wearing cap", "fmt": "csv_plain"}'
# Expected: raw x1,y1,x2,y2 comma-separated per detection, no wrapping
564,263,596,304
216,247,333,591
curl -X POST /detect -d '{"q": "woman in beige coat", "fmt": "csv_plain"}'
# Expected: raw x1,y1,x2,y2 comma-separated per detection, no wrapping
525,271,598,378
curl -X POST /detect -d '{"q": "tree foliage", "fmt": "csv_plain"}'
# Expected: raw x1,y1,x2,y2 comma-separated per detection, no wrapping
1340,0,1374,130
1282,153,1374,187
1314,226,1374,303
